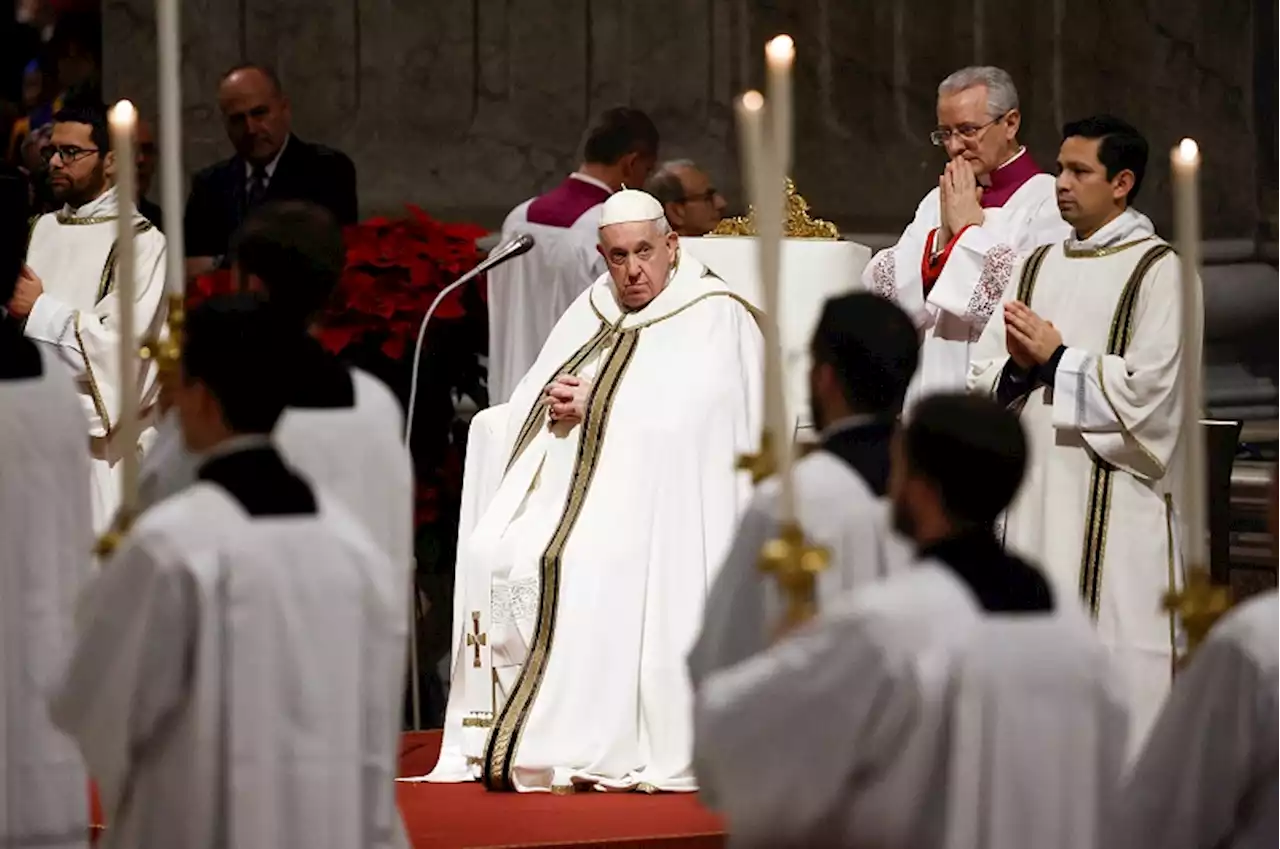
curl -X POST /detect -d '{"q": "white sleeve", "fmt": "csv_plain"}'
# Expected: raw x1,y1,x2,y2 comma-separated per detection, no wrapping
862,191,937,326
24,229,168,436
49,533,196,814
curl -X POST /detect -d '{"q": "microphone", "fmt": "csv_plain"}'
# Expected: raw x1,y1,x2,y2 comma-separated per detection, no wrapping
404,233,536,445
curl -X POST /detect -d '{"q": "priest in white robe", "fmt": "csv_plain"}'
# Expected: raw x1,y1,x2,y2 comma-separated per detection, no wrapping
9,104,167,535
689,291,918,685
51,296,401,849
488,107,658,404
1,189,91,849
1108,590,1278,849
694,395,1054,849
421,189,762,793
968,115,1202,750
862,66,1068,408
135,203,413,848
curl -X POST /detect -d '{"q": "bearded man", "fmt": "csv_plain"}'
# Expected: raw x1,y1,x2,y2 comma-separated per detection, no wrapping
420,189,763,794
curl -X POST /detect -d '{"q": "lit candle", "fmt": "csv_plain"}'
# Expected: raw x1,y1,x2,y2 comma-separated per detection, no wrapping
764,35,794,181
735,90,796,522
156,0,185,295
1171,138,1208,567
109,100,139,516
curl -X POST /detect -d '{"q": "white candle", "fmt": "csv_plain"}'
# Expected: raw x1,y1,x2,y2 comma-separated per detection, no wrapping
735,90,796,522
1171,138,1208,567
765,35,794,180
110,100,139,517
156,0,185,295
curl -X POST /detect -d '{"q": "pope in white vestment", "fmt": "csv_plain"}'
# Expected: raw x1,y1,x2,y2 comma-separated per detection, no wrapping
22,185,167,534
1,329,92,849
423,190,762,793
1109,591,1278,849
969,205,1201,750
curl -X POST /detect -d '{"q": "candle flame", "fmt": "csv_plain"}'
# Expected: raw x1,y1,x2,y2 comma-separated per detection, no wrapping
1176,137,1200,164
766,34,795,63
742,90,765,112
109,99,138,128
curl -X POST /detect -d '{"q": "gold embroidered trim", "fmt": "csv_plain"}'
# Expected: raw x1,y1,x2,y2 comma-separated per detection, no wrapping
465,755,483,766
1094,356,1166,476
504,322,613,475
1015,244,1053,304
97,220,156,303
1077,244,1174,616
482,329,642,791
73,310,112,435
57,213,119,225
1062,235,1156,259
590,288,763,332
462,716,492,729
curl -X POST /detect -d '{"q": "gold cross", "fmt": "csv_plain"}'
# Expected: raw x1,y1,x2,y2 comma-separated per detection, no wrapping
759,521,831,633
1163,566,1232,669
737,430,777,484
466,611,487,669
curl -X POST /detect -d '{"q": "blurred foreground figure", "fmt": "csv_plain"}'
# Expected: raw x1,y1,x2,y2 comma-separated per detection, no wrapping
689,292,918,685
51,296,399,849
693,395,1052,849
1,142,91,849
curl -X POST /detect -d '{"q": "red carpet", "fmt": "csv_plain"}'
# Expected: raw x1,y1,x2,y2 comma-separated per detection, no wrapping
92,731,726,848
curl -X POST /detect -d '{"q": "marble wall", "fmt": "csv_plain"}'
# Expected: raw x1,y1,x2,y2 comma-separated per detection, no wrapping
104,0,1274,238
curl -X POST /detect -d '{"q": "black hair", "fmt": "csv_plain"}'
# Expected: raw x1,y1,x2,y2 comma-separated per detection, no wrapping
0,165,30,305
902,393,1027,526
582,107,659,166
182,293,294,435
1061,114,1149,204
52,102,110,155
220,62,284,95
811,292,920,415
229,201,345,329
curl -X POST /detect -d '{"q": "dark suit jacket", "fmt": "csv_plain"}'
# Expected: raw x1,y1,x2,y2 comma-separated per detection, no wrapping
183,135,358,260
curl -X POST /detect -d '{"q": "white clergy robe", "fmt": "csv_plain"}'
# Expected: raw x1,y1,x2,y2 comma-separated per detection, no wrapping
694,564,982,849
50,446,399,849
1,343,92,849
968,208,1202,752
1109,591,1278,849
488,173,611,405
688,416,913,686
24,186,167,534
942,611,1131,849
863,149,1069,408
136,366,413,849
422,251,763,793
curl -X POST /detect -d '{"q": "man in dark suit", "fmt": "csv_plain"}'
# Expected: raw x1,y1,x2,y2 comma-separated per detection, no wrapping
183,64,357,277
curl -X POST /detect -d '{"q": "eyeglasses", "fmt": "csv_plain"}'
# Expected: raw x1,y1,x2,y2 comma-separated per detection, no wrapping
929,113,1008,146
679,187,720,204
40,145,100,164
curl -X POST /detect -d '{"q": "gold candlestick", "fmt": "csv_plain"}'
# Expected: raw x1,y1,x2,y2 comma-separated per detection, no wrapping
1162,567,1232,667
760,521,830,630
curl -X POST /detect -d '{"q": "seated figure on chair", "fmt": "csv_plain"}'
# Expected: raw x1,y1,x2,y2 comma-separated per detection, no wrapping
419,189,763,793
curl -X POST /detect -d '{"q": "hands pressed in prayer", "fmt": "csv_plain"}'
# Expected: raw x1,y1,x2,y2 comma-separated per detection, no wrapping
1004,301,1062,365
544,374,591,426
7,265,43,318
937,158,985,246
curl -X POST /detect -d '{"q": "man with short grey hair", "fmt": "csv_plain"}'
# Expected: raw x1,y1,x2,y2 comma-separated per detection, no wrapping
863,65,1068,409
644,160,726,236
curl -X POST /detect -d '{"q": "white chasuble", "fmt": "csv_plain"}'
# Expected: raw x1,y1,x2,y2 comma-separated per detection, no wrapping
1,347,92,849
1110,591,1278,849
24,186,168,534
421,252,764,793
863,152,1068,409
50,483,397,849
968,209,1203,752
694,565,982,849
689,438,912,687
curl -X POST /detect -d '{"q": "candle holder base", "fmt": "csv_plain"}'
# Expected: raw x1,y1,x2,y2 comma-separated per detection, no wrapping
759,520,830,631
1163,565,1232,668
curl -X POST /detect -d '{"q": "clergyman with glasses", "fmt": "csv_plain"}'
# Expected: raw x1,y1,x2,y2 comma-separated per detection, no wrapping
644,159,727,237
8,102,167,536
862,66,1068,410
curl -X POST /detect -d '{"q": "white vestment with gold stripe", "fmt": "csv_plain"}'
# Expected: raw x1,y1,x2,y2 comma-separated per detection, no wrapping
24,186,167,534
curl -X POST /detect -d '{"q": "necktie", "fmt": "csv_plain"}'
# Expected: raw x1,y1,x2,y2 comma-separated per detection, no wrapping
248,165,268,208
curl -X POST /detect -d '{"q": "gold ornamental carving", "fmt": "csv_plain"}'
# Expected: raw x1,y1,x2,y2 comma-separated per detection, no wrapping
712,178,840,240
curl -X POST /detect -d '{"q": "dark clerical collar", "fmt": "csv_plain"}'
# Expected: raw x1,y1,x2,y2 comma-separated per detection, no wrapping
819,415,895,497
197,441,317,517
288,335,355,409
0,318,42,379
919,528,1054,613
980,147,1043,209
